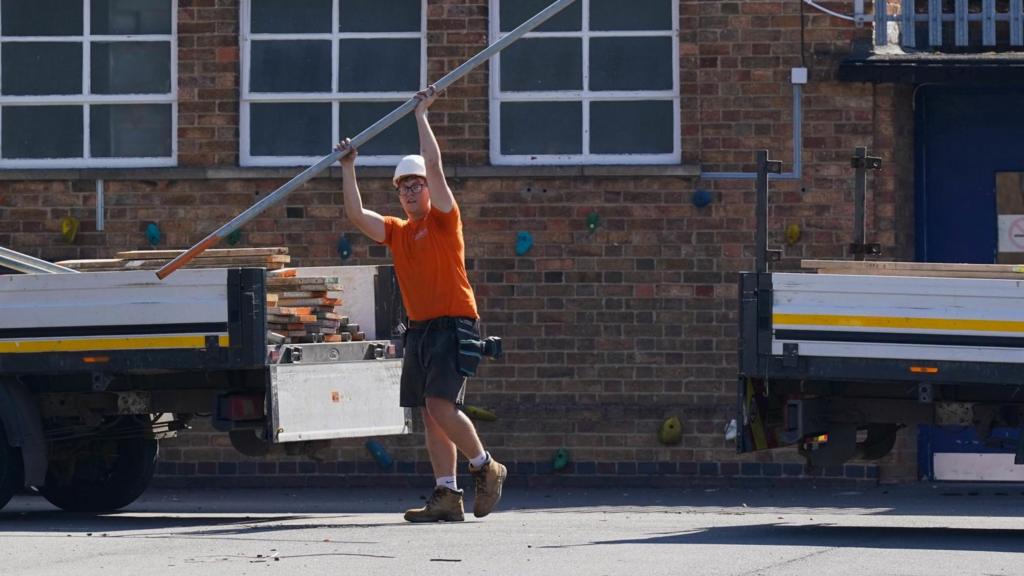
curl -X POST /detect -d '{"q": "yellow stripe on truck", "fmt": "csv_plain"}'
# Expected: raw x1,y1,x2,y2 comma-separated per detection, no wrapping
0,334,230,353
774,314,1024,333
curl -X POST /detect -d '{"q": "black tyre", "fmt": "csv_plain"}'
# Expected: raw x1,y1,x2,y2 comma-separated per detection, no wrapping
0,425,24,511
39,419,158,513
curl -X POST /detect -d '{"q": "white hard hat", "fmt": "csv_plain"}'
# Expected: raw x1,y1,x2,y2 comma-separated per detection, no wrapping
393,154,427,188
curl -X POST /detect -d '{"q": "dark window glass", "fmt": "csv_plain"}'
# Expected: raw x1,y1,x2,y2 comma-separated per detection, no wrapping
251,41,332,93
339,0,420,32
500,101,581,155
250,103,332,156
590,0,671,31
251,0,332,33
1,0,82,36
339,39,420,92
589,37,673,91
338,101,418,156
2,106,83,158
1,43,82,96
91,0,172,35
92,42,171,94
590,100,674,154
500,38,582,92
91,104,172,157
499,0,580,32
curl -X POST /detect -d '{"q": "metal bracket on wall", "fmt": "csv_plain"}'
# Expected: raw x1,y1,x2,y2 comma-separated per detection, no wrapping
850,147,883,261
755,150,784,274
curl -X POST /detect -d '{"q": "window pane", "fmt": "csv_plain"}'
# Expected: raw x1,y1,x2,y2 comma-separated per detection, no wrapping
1,0,82,36
500,102,581,155
590,37,673,91
338,101,417,156
591,0,671,31
251,0,331,33
499,0,580,32
340,0,420,32
590,100,673,154
251,41,332,93
250,103,331,156
92,42,170,94
339,39,420,92
91,0,172,35
91,104,171,157
1,43,82,96
500,38,581,92
2,106,83,158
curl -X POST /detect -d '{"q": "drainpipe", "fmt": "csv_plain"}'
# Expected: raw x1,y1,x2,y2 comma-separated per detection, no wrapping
701,68,807,181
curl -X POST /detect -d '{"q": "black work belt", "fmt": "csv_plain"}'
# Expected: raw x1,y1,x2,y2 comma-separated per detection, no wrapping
407,317,476,331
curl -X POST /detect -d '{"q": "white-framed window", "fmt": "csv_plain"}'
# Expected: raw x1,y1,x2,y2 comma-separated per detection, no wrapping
490,0,679,166
0,0,176,168
240,0,425,167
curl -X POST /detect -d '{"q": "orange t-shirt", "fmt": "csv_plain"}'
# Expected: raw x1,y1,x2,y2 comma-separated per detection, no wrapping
382,203,479,322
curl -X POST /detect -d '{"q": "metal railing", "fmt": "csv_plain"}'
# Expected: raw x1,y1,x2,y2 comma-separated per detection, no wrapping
865,0,1024,48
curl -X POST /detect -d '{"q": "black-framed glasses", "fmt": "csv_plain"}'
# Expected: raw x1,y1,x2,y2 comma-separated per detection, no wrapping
399,182,426,195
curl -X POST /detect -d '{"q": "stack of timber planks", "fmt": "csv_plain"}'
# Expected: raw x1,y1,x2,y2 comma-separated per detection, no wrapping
802,260,1024,280
265,269,365,344
56,247,291,271
56,248,366,344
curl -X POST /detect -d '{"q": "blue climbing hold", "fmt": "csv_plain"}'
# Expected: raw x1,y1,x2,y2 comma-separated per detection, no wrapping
692,189,713,208
337,235,352,261
515,230,533,256
145,222,161,247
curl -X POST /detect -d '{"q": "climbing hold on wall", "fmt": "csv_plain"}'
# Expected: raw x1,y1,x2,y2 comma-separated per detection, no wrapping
365,438,393,469
785,223,802,246
586,211,600,232
462,405,498,422
225,229,243,246
145,222,161,247
337,234,352,261
658,416,683,446
60,217,79,244
552,448,570,472
692,189,713,208
515,231,534,256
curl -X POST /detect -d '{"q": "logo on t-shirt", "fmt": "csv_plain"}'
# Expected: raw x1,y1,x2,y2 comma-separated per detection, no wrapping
414,227,429,241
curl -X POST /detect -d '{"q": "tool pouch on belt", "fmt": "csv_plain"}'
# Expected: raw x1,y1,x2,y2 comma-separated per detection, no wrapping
454,318,482,377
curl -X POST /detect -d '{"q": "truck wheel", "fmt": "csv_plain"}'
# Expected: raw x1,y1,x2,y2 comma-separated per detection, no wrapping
856,424,900,460
0,425,24,511
39,420,157,513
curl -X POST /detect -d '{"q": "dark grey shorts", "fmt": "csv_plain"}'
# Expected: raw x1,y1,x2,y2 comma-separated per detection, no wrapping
399,318,476,407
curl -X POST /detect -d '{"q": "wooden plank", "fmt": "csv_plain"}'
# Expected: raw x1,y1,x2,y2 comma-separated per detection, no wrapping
274,291,328,299
266,276,341,287
269,268,297,277
996,172,1024,214
116,247,289,259
276,297,341,307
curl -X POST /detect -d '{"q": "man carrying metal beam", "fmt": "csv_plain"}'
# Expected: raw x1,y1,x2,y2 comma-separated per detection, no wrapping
335,85,506,523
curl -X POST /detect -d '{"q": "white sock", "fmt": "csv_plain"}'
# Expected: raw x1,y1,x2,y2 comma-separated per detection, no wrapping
469,452,490,468
436,476,457,491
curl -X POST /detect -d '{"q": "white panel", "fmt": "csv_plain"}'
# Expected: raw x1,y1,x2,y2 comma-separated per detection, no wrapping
293,265,381,338
934,453,1024,481
0,269,228,329
997,214,1024,253
271,359,408,442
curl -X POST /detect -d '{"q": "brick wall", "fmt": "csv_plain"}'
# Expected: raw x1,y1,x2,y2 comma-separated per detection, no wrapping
1,0,919,485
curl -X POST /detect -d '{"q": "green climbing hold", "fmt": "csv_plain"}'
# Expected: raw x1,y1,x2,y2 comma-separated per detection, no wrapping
658,416,683,446
586,211,600,232
552,448,570,472
462,405,497,422
226,229,243,246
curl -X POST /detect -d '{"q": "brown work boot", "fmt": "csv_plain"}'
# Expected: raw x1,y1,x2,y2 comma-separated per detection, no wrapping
470,458,507,518
403,487,465,523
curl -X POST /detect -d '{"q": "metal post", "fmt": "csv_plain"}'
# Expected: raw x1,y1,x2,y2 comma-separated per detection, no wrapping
158,0,580,280
96,179,105,232
850,147,883,260
901,0,917,48
0,246,78,274
874,0,888,45
983,0,996,46
929,0,943,46
755,150,782,274
955,0,968,47
1012,0,1023,46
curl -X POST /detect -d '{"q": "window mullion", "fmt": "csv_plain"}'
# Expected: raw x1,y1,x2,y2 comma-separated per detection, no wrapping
84,0,91,159
581,0,590,157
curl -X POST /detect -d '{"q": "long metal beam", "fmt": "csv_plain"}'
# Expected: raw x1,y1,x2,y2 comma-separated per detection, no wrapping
158,0,579,280
0,246,78,275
